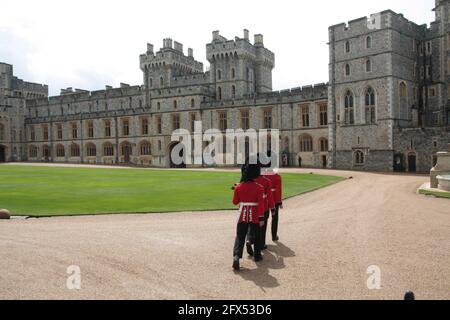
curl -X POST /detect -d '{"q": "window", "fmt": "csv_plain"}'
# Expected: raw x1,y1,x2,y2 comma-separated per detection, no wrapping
103,143,114,156
231,68,235,79
56,145,65,157
344,90,354,124
399,82,407,98
157,116,162,134
319,104,328,126
217,69,222,80
87,121,94,138
173,100,177,109
232,85,236,99
345,41,351,53
429,87,436,97
57,124,63,140
217,86,222,100
191,98,195,108
299,135,313,152
122,119,130,136
86,143,96,157
301,105,310,127
345,64,351,76
72,123,78,139
219,111,227,131
241,110,249,130
366,59,372,72
365,87,376,124
70,144,80,157
172,114,180,130
354,150,364,165
104,120,111,137
29,145,38,158
30,126,35,141
0,124,4,140
43,125,49,140
190,113,196,132
160,77,164,87
140,141,151,155
366,36,372,49
319,138,329,152
158,140,162,151
141,118,149,135
426,65,431,78
426,41,432,55
149,78,153,88
420,66,425,79
264,109,272,129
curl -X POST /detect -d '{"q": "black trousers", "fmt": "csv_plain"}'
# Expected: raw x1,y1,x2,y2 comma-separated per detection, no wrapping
234,223,261,258
271,204,280,240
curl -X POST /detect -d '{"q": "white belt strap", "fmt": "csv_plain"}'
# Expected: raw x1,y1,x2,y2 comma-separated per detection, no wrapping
271,188,276,192
239,202,258,206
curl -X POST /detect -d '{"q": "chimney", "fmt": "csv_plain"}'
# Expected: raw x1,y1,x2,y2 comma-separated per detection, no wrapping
188,48,193,58
243,29,249,40
254,34,264,46
174,41,183,53
147,43,154,54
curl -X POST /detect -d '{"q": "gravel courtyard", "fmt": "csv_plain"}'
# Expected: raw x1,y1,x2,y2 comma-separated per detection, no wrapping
0,165,449,299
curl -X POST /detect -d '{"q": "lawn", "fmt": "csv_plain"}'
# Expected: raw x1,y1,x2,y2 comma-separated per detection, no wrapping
0,165,344,216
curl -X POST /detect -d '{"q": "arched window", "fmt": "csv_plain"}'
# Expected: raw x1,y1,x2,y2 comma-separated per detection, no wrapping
217,69,222,80
231,85,236,99
366,36,372,49
354,150,364,165
231,68,235,79
160,77,164,87
319,138,329,152
345,41,351,53
86,143,96,157
140,141,151,156
299,134,313,152
217,86,222,100
344,90,354,124
365,87,376,124
399,82,407,98
70,144,80,157
345,64,351,76
366,59,372,72
103,143,114,156
29,145,38,158
56,144,65,157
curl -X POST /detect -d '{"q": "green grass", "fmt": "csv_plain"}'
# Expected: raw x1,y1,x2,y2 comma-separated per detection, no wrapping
418,188,450,199
0,165,344,217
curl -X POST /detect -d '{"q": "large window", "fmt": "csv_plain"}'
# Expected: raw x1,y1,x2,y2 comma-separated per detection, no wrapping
104,120,111,137
141,118,149,135
72,123,78,139
344,90,354,124
103,143,114,156
43,125,49,140
219,111,227,131
172,114,180,130
365,87,376,124
301,105,310,127
86,143,96,157
140,141,151,155
319,138,329,152
299,134,313,152
87,121,94,138
354,150,364,165
29,145,38,158
319,104,328,126
241,110,249,130
30,126,35,141
56,144,65,157
264,109,272,129
57,124,63,140
70,144,80,157
122,119,130,136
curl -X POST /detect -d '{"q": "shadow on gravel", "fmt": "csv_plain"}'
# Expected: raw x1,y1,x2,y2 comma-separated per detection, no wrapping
235,241,295,290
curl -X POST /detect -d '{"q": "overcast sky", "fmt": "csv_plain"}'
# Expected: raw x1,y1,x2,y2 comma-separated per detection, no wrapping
0,0,434,96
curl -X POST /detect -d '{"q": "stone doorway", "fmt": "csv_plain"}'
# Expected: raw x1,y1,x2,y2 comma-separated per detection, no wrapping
408,153,417,172
393,153,406,172
0,145,5,162
322,155,327,168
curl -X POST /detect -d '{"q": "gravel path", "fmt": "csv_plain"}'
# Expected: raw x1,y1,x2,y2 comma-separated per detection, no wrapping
0,167,449,300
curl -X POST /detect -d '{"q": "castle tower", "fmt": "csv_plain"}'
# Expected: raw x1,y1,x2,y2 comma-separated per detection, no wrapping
206,29,274,101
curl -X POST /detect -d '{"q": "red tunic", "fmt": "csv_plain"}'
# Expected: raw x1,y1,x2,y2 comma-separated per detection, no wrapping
262,173,282,205
255,175,275,212
232,181,265,224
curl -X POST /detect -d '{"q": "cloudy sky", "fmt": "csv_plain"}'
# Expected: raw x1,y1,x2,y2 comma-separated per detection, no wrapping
0,0,434,96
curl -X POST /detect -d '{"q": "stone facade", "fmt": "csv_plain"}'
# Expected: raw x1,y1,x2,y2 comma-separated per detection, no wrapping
1,2,450,172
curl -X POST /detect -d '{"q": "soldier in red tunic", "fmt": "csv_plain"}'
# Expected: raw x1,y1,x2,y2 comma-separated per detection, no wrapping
255,170,275,249
232,163,265,270
261,167,282,242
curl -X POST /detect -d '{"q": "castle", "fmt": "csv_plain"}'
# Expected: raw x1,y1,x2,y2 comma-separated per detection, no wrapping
1,1,450,172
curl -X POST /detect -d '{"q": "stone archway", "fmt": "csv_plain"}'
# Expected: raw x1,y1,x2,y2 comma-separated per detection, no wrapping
0,145,6,162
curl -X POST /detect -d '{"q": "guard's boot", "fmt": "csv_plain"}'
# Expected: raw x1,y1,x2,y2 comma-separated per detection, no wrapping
232,256,240,270
246,241,254,257
254,254,263,262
